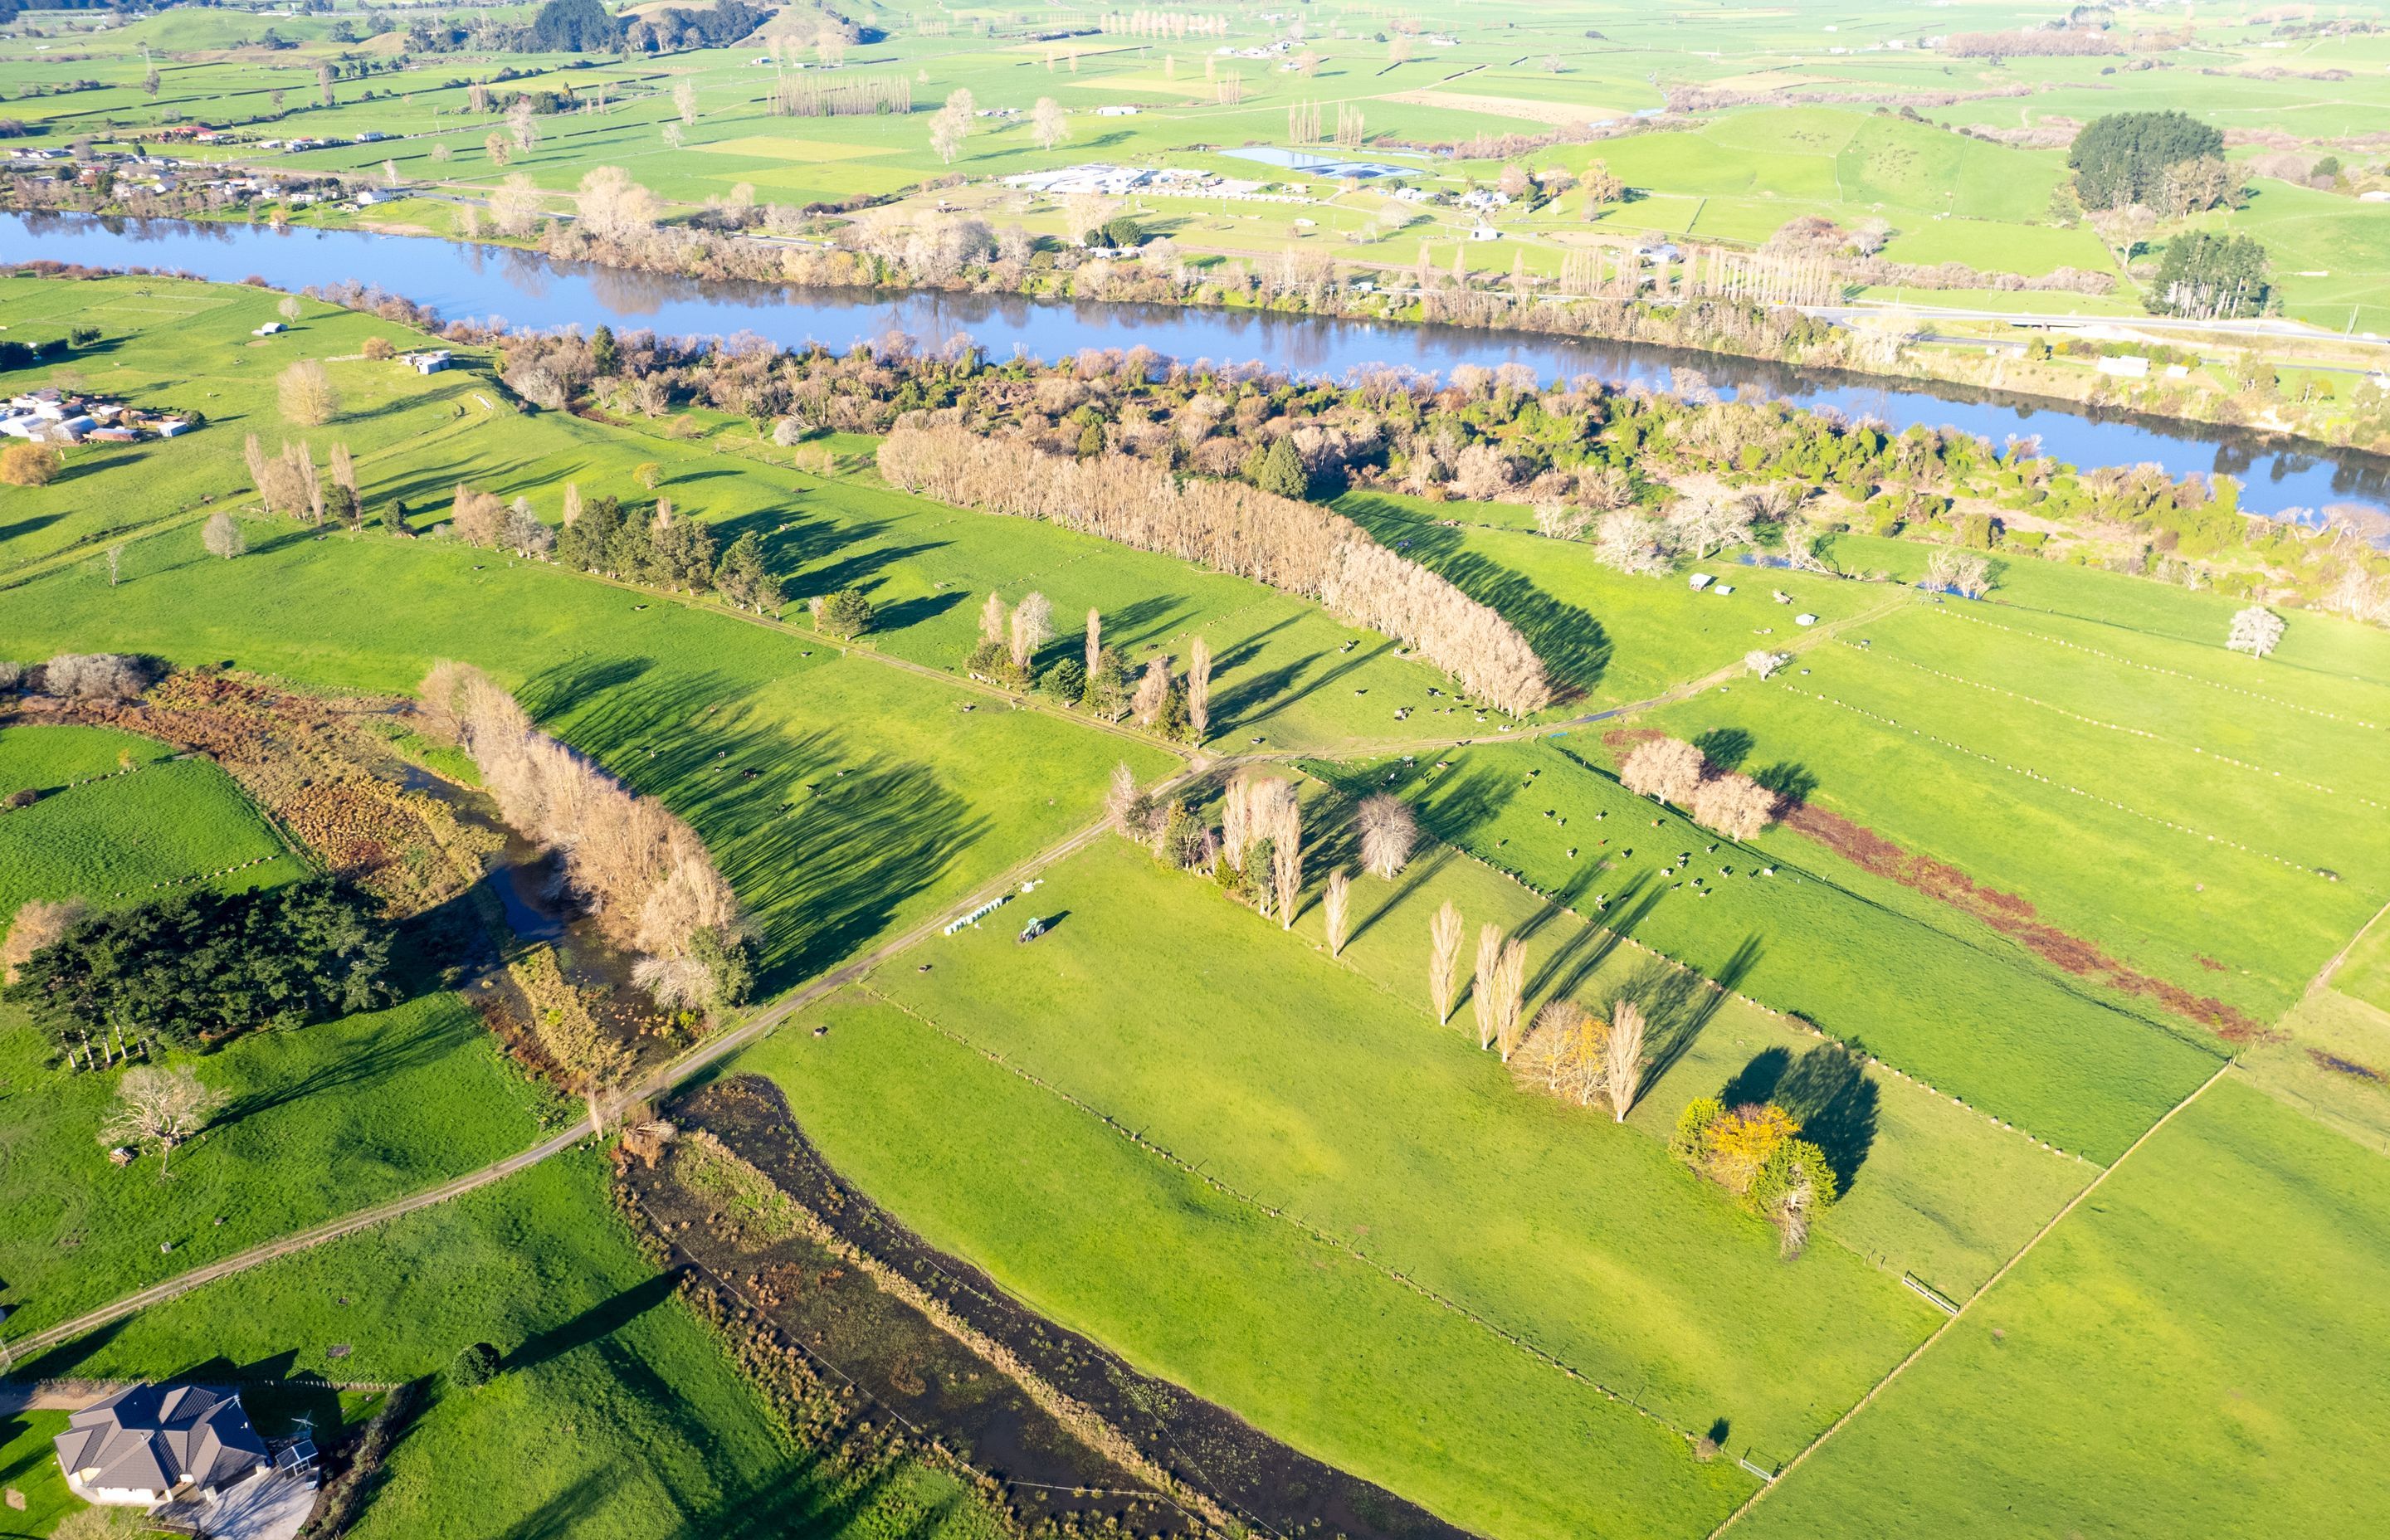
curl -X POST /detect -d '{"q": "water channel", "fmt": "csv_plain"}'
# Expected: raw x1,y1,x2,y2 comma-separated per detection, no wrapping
7,208,2386,520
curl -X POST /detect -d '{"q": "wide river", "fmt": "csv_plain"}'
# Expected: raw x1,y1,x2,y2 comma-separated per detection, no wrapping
8,210,2387,519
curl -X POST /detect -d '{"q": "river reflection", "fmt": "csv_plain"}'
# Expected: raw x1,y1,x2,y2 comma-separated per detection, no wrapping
8,209,2385,519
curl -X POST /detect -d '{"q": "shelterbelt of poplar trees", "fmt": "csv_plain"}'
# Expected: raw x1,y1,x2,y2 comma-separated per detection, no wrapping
878,422,1553,714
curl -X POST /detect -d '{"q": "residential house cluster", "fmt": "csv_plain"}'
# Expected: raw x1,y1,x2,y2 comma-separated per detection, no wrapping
1,387,193,446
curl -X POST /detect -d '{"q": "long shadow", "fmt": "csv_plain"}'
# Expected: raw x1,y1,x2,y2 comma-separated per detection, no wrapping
866,588,967,634
1344,842,1455,953
1694,727,1753,772
1339,495,1611,698
505,1270,684,1376
521,656,989,993
488,1458,627,1540
793,537,949,602
1774,1041,1879,1193
1619,933,1762,1094
12,1313,130,1382
213,1002,480,1131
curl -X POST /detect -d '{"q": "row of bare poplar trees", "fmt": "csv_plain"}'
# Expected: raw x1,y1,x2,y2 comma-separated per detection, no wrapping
878,424,1552,714
418,662,751,1014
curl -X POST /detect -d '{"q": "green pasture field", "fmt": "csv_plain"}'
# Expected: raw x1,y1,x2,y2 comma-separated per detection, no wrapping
32,1151,1003,1540
2,275,1502,758
0,722,174,787
730,822,2086,1535
0,749,307,916
0,1410,74,1537
1641,610,2379,1021
1735,1076,2390,1539
1332,491,1862,710
0,515,1173,988
0,994,553,1340
1327,736,2220,1163
0,277,499,569
7,1,2390,312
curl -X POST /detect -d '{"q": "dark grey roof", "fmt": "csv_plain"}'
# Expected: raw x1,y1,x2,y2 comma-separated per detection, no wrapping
53,1385,270,1497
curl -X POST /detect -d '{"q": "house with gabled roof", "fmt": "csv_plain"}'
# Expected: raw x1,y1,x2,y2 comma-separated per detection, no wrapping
53,1384,271,1508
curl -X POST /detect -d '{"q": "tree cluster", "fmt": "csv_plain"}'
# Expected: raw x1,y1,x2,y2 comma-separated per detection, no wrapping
1670,1096,1839,1255
1619,736,1781,840
2069,111,2229,212
7,878,394,1063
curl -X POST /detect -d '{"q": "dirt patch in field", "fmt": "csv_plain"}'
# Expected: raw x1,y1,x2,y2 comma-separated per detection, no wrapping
2307,1047,2390,1085
677,1075,1471,1540
1783,801,2270,1042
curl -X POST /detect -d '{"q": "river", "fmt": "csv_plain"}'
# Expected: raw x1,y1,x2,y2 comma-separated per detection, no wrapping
7,210,2387,520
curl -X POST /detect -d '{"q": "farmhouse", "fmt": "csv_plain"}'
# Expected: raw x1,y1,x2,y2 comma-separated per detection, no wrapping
402,349,452,375
53,1385,271,1508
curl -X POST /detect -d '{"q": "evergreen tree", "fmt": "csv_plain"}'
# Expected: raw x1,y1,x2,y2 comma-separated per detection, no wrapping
1249,435,1309,500
2069,111,2225,211
714,530,780,612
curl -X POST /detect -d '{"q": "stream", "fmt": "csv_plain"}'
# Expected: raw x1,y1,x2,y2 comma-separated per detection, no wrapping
7,209,2388,522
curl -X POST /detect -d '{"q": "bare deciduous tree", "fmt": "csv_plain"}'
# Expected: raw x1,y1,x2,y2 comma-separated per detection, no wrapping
879,426,1551,713
1271,792,1303,929
1010,590,1054,668
1690,772,1778,840
1471,924,1505,1050
1032,95,1070,151
1084,607,1101,674
1603,1000,1646,1122
1428,899,1462,1024
1132,657,1171,727
421,664,752,1006
1324,867,1351,956
490,172,542,238
1358,792,1417,878
576,166,661,242
201,510,246,559
277,359,339,426
1105,761,1140,832
2226,605,2285,659
979,591,1008,646
1186,635,1212,740
1620,737,1706,805
101,1065,224,1178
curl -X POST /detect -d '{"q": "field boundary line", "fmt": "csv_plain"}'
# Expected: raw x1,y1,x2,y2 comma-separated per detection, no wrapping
2306,892,2390,999
1706,1058,2233,1534
850,984,1721,1455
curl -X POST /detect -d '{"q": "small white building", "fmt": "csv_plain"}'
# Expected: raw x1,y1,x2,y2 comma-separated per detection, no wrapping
403,350,452,375
2095,354,2151,379
252,321,285,336
1467,225,1502,241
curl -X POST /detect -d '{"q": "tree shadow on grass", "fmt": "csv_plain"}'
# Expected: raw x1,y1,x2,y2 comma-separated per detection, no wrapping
519,656,988,994
1344,842,1455,953
1714,1040,1878,1192
1617,935,1762,1095
505,1270,684,1377
1339,500,1611,699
